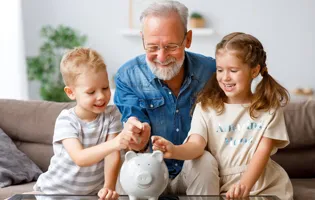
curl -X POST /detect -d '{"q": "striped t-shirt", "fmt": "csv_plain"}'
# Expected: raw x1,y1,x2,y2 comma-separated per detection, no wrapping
34,105,123,194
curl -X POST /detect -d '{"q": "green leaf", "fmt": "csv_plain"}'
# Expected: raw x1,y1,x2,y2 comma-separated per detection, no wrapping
27,24,87,102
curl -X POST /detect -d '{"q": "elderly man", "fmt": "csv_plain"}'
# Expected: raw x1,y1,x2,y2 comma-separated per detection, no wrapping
114,0,218,195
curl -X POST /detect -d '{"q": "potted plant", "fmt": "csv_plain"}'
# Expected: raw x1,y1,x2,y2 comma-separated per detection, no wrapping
27,25,87,102
189,12,205,28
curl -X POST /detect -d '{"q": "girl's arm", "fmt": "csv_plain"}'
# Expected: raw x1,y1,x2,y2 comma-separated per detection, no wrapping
152,134,206,160
227,136,274,198
240,137,274,188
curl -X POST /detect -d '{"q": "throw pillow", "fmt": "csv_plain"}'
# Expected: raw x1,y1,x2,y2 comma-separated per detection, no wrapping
0,128,42,188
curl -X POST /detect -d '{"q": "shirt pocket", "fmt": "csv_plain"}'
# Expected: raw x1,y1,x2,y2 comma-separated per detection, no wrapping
139,97,164,109
139,97,166,134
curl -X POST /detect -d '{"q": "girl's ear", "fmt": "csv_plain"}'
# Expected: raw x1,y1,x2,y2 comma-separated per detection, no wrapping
64,86,76,100
252,65,261,78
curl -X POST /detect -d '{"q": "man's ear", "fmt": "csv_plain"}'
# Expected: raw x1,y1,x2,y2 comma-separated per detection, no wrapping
64,86,76,100
185,30,192,48
252,65,261,78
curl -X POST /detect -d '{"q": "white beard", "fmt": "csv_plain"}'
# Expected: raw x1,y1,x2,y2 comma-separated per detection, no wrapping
146,55,185,81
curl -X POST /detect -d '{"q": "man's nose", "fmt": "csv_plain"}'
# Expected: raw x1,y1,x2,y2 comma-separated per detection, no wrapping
156,48,169,63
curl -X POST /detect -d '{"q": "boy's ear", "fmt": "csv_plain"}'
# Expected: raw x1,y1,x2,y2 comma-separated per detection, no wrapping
64,86,76,100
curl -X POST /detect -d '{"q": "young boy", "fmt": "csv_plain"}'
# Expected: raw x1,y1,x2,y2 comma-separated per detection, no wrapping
33,47,138,199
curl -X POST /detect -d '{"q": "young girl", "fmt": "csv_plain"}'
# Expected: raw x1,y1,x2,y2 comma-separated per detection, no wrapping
152,32,293,199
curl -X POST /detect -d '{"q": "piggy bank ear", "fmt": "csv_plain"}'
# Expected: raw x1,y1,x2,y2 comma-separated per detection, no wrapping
152,150,163,162
125,151,137,162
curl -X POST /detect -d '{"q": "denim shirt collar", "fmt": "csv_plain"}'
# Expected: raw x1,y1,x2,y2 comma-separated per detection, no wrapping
145,51,195,83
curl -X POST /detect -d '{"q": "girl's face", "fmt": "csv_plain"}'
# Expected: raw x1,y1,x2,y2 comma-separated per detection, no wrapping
66,70,111,121
216,50,259,104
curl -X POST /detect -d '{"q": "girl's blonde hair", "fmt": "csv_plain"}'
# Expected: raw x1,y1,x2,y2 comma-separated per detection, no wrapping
60,47,106,86
196,32,289,118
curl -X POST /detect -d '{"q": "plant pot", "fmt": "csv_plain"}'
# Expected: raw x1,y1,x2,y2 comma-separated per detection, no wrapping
189,18,205,28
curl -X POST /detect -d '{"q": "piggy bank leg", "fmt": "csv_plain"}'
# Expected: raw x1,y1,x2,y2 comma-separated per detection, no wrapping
148,196,158,200
128,195,138,200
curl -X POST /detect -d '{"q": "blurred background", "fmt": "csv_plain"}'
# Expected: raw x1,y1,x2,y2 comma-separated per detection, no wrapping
1,0,314,101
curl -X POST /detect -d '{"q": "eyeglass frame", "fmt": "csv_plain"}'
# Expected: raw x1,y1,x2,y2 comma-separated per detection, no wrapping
141,32,187,53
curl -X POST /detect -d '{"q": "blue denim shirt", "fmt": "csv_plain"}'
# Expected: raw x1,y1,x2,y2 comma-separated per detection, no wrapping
114,51,216,178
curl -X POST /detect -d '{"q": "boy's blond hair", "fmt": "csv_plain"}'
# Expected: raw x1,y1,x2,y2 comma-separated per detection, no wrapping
60,47,107,86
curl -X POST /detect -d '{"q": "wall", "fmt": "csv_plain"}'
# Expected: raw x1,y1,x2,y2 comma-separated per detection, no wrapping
22,0,315,100
0,0,28,99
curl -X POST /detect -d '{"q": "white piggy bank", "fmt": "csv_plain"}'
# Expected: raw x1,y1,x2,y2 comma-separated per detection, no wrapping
120,150,169,200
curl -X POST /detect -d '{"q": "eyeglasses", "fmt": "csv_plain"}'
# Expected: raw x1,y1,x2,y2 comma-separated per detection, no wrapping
142,33,187,53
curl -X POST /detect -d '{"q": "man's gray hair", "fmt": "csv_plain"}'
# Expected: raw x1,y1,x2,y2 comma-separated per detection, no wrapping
140,0,188,33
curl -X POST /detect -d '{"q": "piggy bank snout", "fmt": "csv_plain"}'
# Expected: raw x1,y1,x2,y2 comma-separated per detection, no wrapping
136,171,153,186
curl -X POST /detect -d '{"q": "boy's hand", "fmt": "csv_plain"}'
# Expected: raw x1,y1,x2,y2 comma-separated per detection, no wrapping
112,128,138,150
98,187,119,200
151,136,175,159
226,183,250,199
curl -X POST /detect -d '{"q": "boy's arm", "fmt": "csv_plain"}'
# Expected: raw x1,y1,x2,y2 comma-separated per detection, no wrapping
238,137,274,195
62,137,117,167
104,133,121,191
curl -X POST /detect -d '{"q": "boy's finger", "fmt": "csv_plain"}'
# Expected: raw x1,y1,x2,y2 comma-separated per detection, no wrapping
131,133,142,144
112,191,119,199
105,190,113,199
130,134,140,144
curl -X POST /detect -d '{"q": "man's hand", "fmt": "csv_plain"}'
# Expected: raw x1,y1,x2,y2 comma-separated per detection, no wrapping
152,135,175,159
226,183,250,199
98,187,119,200
124,117,151,151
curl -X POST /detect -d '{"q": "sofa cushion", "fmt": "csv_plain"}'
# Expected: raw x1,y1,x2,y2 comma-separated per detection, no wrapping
0,128,42,188
291,179,315,200
14,142,53,172
272,147,315,178
0,99,75,145
283,99,315,149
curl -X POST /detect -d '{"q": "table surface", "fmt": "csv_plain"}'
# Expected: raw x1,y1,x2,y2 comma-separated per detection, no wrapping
9,194,280,200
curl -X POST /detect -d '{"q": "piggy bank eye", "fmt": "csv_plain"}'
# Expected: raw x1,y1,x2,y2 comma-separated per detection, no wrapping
137,164,140,166
147,164,150,166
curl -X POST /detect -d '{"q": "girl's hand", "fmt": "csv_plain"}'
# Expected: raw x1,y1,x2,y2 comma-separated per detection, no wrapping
98,187,119,200
226,183,250,199
151,136,175,159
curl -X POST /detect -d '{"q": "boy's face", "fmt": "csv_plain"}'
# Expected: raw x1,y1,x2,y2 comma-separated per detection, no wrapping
65,69,111,121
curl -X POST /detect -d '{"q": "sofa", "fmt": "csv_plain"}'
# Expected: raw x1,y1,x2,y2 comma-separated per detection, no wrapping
0,99,314,199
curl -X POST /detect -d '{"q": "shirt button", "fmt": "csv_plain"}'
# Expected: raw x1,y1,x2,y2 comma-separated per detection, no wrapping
169,91,172,95
176,128,179,132
175,163,178,166
150,104,153,108
176,109,179,113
